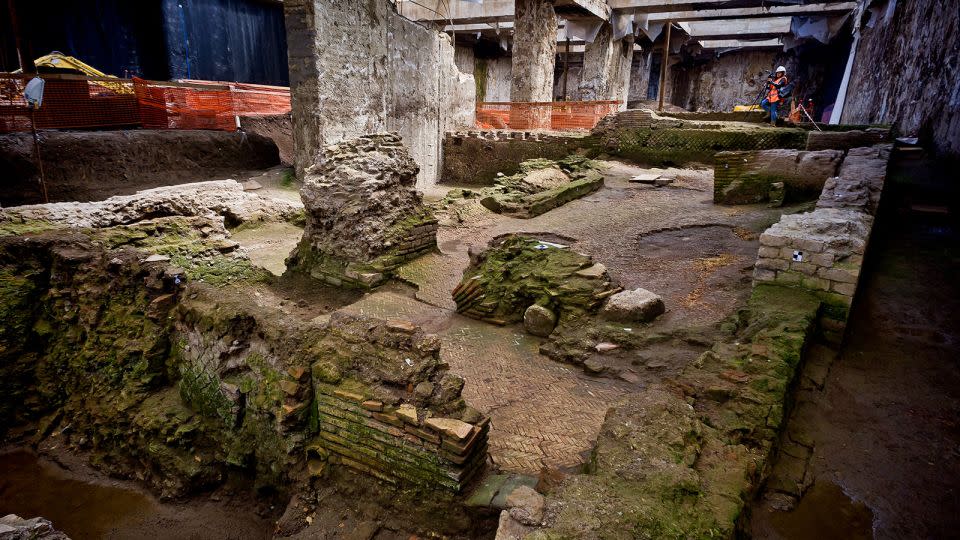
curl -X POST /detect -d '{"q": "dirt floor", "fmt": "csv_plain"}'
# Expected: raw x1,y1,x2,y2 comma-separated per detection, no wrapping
0,129,283,206
750,156,960,539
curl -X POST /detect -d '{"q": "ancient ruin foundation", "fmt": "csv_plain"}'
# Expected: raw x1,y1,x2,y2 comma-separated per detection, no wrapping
285,133,438,288
2,0,958,538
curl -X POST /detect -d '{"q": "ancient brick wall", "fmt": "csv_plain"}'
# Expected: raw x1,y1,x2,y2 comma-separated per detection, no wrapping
310,384,488,491
441,130,589,185
753,144,892,342
714,148,844,205
591,109,809,166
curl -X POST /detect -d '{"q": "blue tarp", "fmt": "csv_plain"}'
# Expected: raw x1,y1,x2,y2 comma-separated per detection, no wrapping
1,0,289,86
161,0,288,85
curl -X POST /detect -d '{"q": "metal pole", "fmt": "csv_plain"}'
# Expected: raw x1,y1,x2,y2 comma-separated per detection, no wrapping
658,21,671,112
563,37,570,101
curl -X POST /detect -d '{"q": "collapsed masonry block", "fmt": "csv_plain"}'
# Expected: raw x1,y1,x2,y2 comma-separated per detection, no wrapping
478,157,605,218
452,235,619,329
286,133,438,288
714,149,843,205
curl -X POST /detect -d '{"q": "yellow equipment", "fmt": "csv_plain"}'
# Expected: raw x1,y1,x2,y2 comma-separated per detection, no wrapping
13,52,132,94
15,52,112,77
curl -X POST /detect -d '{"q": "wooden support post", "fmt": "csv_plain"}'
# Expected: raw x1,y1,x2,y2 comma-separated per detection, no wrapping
658,21,671,112
30,107,49,203
563,37,570,100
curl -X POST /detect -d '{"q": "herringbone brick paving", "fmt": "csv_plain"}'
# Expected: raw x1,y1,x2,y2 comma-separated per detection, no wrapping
338,162,802,474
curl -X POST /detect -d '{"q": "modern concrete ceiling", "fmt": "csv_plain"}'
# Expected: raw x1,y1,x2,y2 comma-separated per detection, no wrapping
398,0,855,50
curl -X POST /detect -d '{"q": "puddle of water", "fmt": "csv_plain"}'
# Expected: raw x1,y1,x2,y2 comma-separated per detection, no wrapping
0,450,157,539
769,482,874,540
0,450,274,540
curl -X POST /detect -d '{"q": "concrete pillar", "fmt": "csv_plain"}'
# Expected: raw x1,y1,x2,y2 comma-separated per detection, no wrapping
579,23,635,107
510,0,557,128
282,0,474,188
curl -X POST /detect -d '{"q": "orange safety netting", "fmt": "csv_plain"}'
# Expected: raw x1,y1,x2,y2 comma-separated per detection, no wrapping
476,100,621,131
133,77,236,131
0,74,293,134
179,79,292,116
0,74,139,132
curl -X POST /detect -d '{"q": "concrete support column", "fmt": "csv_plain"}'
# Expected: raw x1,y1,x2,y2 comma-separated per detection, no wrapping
283,0,324,178
579,23,634,108
510,0,557,128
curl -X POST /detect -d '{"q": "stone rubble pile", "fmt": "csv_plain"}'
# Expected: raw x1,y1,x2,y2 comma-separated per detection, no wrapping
0,515,70,540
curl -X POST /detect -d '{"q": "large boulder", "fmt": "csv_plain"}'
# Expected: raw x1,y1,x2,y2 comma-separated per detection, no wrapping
524,304,557,337
601,288,665,323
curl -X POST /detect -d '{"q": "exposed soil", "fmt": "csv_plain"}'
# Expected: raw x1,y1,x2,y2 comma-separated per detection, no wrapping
750,156,960,539
240,114,294,166
0,129,281,206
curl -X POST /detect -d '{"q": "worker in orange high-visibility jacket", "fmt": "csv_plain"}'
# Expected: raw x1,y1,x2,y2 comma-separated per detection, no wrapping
761,66,789,125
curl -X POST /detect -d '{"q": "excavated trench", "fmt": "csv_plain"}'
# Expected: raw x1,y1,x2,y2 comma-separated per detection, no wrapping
0,154,876,538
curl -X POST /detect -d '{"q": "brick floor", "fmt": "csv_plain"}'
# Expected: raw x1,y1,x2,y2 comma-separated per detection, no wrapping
342,162,804,474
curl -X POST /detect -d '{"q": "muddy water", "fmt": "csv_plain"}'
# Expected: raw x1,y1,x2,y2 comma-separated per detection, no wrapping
764,482,874,540
0,450,272,540
0,450,154,538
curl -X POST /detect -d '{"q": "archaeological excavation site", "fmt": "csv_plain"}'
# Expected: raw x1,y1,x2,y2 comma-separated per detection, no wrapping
0,0,957,539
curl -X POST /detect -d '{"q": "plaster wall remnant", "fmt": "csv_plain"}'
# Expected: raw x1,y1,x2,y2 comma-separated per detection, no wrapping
578,23,634,106
510,0,558,128
282,0,475,189
286,133,438,289
626,51,652,105
840,0,960,158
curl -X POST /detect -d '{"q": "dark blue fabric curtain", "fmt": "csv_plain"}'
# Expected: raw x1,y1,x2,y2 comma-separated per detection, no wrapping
2,0,288,85
161,0,289,85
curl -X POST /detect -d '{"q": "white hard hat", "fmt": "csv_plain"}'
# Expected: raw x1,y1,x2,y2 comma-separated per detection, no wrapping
776,66,787,73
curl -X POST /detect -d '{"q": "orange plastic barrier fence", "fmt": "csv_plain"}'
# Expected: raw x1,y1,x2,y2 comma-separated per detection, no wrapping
133,77,236,131
0,74,139,132
179,79,292,116
0,74,292,133
476,100,621,131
